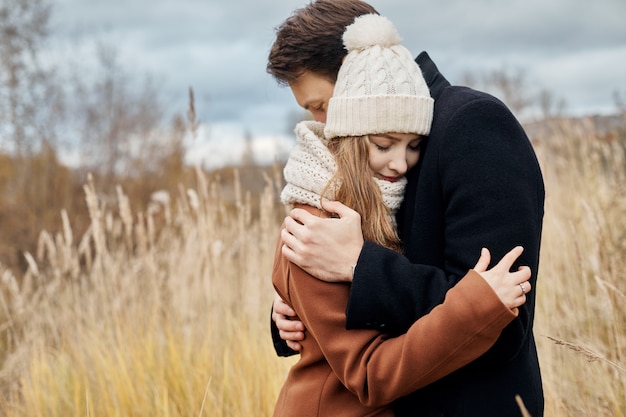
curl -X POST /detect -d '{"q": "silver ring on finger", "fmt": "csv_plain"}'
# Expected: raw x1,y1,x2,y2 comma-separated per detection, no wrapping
519,282,527,295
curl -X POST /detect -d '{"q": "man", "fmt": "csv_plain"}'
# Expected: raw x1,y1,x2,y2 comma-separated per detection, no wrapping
267,1,545,416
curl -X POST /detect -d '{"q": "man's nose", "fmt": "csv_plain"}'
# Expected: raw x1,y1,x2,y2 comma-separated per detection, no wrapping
311,110,326,123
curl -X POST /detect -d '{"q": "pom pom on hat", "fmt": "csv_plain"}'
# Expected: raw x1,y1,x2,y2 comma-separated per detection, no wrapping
325,14,434,139
343,14,402,51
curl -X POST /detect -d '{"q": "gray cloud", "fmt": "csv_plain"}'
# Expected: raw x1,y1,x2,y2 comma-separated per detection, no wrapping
50,0,626,147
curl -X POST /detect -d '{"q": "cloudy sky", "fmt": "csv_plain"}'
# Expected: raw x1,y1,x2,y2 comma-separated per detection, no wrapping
50,0,626,167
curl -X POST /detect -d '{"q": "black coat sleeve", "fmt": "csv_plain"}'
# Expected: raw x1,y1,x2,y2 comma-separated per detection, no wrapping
346,242,456,335
439,96,544,361
346,91,545,362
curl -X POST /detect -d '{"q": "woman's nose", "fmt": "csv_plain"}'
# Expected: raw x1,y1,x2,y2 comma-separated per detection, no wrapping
389,153,408,175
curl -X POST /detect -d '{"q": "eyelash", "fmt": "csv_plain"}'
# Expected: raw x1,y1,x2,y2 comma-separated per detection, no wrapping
374,143,421,152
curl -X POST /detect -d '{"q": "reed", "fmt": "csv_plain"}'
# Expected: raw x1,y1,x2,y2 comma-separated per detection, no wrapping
0,165,293,416
533,118,626,416
0,117,624,416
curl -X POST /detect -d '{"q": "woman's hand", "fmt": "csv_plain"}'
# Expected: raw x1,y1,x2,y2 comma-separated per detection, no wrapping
473,246,531,310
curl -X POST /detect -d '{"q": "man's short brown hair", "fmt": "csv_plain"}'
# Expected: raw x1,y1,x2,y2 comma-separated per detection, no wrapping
267,0,378,85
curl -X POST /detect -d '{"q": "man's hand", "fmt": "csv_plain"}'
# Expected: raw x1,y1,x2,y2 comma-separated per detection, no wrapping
272,292,305,351
281,200,364,282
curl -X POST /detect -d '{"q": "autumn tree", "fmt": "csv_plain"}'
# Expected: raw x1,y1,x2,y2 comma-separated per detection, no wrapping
461,66,566,122
69,43,164,180
0,0,62,157
0,0,188,271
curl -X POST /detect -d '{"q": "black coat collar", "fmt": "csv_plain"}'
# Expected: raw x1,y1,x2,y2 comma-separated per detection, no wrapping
416,51,451,100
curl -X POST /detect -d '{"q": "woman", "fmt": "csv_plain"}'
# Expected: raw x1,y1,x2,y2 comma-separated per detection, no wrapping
272,14,531,417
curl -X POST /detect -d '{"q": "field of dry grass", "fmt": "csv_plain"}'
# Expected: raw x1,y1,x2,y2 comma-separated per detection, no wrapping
0,119,624,416
532,119,625,416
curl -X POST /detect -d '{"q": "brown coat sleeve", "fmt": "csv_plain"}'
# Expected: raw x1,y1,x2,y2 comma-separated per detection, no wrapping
272,206,517,407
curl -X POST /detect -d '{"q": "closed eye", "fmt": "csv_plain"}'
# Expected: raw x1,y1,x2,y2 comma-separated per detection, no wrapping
409,143,421,152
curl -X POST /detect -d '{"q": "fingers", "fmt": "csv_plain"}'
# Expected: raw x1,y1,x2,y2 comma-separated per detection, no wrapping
273,294,296,319
510,266,531,293
519,281,531,296
284,209,318,252
493,246,524,271
283,211,318,249
473,247,491,273
281,327,305,352
277,317,305,352
321,200,357,219
514,265,532,284
516,267,532,295
479,250,533,310
281,228,300,262
273,293,302,333
510,282,530,309
289,207,316,226
276,317,304,334
511,267,532,308
272,295,305,351
286,340,303,352
283,215,306,241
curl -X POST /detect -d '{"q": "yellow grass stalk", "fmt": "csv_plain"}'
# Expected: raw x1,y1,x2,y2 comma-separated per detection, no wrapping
0,117,623,416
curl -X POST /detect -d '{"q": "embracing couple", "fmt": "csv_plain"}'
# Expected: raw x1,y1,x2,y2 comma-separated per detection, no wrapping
266,1,545,416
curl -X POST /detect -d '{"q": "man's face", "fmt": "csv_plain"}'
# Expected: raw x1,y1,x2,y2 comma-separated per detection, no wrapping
289,71,335,123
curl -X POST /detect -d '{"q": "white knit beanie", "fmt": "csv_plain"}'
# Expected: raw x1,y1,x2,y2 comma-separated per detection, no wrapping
324,14,434,139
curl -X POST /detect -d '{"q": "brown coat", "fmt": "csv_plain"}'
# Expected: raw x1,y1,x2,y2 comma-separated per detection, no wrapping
272,205,518,417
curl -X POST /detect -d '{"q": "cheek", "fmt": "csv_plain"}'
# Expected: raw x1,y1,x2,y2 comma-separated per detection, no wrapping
407,152,420,170
367,153,384,172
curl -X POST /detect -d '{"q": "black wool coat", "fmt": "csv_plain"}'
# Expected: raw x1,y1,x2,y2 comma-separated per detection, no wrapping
347,52,545,417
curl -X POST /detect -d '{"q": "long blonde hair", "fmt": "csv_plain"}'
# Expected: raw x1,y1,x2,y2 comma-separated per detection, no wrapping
322,136,402,253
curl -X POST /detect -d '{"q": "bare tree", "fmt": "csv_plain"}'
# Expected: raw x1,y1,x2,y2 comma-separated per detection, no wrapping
241,129,256,167
461,68,528,110
613,90,626,115
70,42,166,180
0,0,57,157
537,88,566,120
483,67,533,117
461,66,567,122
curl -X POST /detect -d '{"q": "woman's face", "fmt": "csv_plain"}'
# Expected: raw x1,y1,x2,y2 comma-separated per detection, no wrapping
367,133,423,182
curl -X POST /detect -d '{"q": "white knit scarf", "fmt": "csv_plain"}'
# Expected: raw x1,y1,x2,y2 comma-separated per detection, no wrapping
281,121,406,218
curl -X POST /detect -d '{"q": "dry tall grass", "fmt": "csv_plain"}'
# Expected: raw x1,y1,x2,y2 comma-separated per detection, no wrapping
533,119,626,416
0,118,624,416
0,166,293,416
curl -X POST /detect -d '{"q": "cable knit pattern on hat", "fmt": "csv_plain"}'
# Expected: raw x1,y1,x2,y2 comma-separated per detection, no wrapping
282,121,406,216
324,14,434,139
